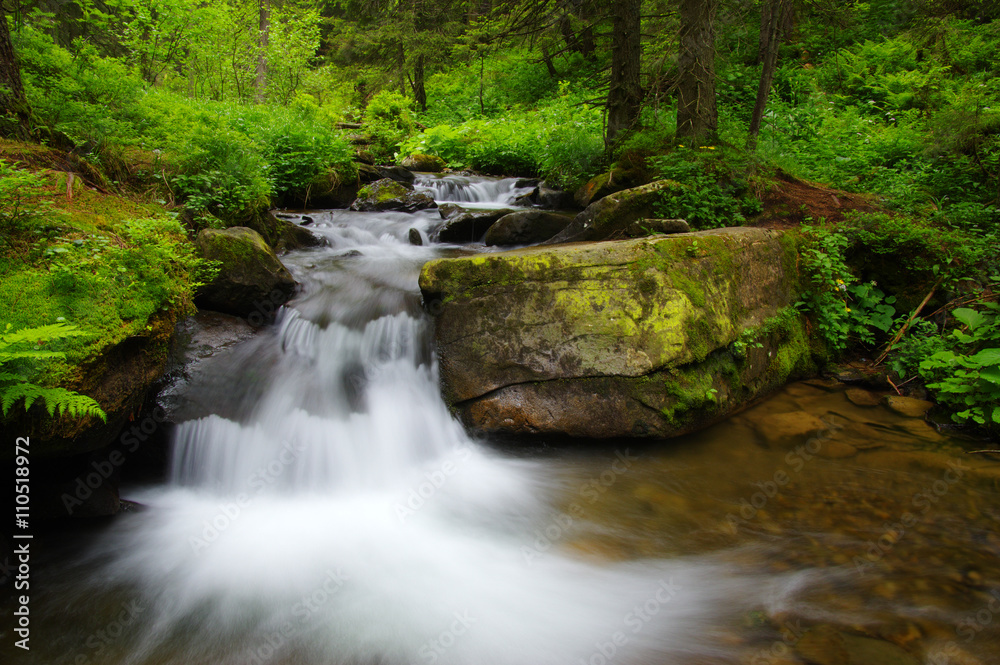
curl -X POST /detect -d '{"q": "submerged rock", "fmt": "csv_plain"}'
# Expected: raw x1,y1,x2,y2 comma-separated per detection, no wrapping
195,227,297,318
350,178,436,213
419,227,814,438
882,395,934,418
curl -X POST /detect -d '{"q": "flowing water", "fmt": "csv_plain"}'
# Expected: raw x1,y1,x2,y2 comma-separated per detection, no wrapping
4,175,1000,665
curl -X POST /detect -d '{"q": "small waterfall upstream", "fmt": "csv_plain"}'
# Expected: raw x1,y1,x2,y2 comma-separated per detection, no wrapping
413,173,534,208
34,175,820,665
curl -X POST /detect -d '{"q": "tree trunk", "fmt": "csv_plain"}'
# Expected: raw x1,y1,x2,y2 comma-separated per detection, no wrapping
254,0,270,103
605,0,642,148
0,10,31,139
748,0,790,151
412,54,427,112
677,0,719,144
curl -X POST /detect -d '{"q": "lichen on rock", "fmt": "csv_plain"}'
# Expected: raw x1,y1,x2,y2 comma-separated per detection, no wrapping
419,227,814,438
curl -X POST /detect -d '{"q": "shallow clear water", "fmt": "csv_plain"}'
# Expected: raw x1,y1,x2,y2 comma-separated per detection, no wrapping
3,176,999,665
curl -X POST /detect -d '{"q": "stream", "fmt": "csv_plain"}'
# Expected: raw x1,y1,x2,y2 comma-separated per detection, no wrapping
3,174,999,665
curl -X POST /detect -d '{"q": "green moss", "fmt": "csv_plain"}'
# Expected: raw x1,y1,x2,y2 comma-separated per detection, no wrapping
0,177,201,394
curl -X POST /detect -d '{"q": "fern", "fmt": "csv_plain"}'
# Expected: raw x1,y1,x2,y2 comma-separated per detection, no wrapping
0,323,107,421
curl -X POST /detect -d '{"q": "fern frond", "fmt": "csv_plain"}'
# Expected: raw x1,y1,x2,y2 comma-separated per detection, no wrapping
0,350,67,362
0,322,90,351
1,382,107,421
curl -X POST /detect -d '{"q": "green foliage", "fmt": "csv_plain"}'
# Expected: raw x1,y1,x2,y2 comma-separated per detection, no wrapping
363,90,418,162
649,147,761,230
0,323,106,420
1,211,204,390
795,226,899,354
0,160,51,230
401,82,604,188
893,305,1000,431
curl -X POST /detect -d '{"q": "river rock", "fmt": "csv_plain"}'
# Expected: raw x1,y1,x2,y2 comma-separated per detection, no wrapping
402,153,446,172
419,227,814,438
408,228,423,245
574,167,649,208
483,210,574,246
350,178,436,213
545,179,686,244
754,411,830,446
195,227,297,318
624,218,691,237
882,395,934,417
796,625,920,665
514,184,576,209
846,387,881,406
436,208,514,243
376,165,416,184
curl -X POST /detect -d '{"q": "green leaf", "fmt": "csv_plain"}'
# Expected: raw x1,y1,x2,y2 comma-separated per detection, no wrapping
953,308,987,331
970,348,1000,366
980,365,1000,385
993,406,1000,424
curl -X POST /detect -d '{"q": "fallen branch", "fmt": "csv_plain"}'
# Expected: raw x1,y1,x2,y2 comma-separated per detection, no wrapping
875,281,940,366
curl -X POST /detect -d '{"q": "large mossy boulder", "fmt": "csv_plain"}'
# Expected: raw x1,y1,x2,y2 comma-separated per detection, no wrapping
483,210,575,246
196,227,297,318
350,178,436,213
419,227,814,438
546,179,685,244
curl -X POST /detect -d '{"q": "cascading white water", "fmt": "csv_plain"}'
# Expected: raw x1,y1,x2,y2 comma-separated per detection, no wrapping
413,173,534,207
77,175,799,665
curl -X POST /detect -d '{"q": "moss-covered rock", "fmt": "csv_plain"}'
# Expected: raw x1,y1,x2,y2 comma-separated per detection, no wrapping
419,227,814,438
547,179,686,245
573,167,650,208
195,227,297,318
350,178,436,213
402,153,447,172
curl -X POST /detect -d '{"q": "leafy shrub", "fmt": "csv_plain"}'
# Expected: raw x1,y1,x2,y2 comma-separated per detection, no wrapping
649,148,760,229
363,90,418,162
0,160,52,231
795,226,899,354
173,129,272,223
893,305,1000,431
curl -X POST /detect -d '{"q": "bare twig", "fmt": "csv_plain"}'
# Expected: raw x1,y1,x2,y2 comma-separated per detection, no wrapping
874,280,940,366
